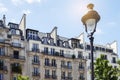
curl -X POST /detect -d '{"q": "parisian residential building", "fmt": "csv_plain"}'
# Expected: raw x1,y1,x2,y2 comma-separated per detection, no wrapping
0,14,119,80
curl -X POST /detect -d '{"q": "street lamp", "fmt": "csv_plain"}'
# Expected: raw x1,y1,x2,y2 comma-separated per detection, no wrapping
81,3,100,80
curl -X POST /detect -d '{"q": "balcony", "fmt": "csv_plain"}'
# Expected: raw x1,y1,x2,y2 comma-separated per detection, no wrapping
32,72,40,77
32,60,40,65
32,48,40,53
10,54,25,62
12,43,22,48
79,66,85,70
61,76,72,80
79,77,85,80
0,66,7,73
11,64,22,74
111,60,116,63
61,65,72,69
45,63,57,68
0,39,5,43
0,53,9,58
45,75,57,79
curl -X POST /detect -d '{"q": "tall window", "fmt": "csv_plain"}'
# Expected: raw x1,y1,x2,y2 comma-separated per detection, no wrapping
61,61,65,66
52,70,56,76
51,48,55,55
61,71,65,78
33,67,39,73
79,73,84,79
33,55,39,63
45,58,49,66
60,50,64,56
13,77,17,80
0,74,3,80
49,38,54,45
78,51,83,58
52,59,56,66
45,69,49,76
0,47,4,56
0,60,4,69
32,43,39,51
112,57,116,63
67,61,72,68
44,47,48,54
13,51,19,59
79,62,84,69
68,72,72,78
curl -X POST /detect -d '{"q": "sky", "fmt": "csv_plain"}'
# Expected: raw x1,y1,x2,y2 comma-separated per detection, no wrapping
0,0,120,56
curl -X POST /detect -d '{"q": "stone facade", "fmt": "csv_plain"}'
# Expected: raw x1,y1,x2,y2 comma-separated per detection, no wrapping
0,14,119,80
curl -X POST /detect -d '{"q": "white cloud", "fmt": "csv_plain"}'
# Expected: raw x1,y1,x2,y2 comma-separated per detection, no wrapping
22,9,31,15
11,0,41,5
0,3,8,13
26,0,41,4
11,0,23,5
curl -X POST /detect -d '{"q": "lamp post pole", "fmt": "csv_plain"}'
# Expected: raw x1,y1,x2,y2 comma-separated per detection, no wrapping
89,35,94,80
81,3,100,80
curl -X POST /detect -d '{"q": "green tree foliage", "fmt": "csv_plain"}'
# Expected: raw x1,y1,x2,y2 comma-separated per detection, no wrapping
117,60,120,76
94,54,118,80
17,75,29,80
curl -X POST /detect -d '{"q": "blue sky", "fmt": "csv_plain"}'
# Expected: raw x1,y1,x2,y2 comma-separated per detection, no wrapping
0,0,120,56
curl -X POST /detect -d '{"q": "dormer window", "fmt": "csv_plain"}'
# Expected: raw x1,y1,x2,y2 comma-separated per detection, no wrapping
11,29,16,34
27,30,39,40
43,37,48,44
64,41,69,48
49,38,54,45
10,29,20,35
57,40,63,47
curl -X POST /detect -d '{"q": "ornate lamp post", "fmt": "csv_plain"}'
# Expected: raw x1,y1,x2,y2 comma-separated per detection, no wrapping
81,3,100,80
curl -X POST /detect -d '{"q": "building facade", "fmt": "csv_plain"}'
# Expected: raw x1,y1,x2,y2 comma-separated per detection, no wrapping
0,14,119,80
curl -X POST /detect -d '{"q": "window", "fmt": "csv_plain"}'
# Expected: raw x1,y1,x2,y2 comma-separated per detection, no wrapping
45,69,49,76
112,57,116,63
49,38,54,45
86,45,90,50
68,72,72,78
33,67,39,73
0,74,3,80
11,29,16,34
0,48,5,56
67,61,72,69
61,61,65,66
43,37,48,44
78,51,83,58
0,60,4,70
33,55,39,63
52,70,56,76
79,62,84,69
61,71,65,78
60,50,64,56
64,41,69,48
103,55,107,60
44,47,48,54
13,77,17,80
13,51,19,59
32,43,39,52
52,59,56,66
45,58,49,66
51,48,55,55
88,53,91,59
79,73,84,79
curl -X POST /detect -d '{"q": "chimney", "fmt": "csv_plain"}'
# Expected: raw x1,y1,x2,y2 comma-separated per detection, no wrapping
3,15,6,26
